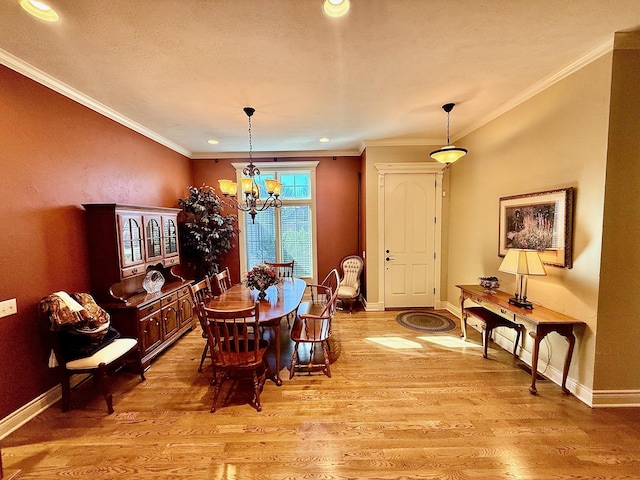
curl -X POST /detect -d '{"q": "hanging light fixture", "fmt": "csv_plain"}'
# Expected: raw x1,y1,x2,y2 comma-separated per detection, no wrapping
430,102,467,166
218,107,282,224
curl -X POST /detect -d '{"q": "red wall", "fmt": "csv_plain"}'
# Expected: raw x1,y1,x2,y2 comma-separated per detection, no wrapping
0,66,192,418
0,64,363,421
191,156,362,284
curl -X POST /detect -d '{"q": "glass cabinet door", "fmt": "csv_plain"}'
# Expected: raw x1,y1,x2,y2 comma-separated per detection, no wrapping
119,214,144,267
144,216,163,262
163,216,179,257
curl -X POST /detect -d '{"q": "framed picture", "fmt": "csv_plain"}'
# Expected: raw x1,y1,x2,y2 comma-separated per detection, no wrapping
499,187,574,268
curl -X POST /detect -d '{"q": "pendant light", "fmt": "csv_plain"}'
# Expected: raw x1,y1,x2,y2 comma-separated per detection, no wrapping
430,103,467,166
218,107,282,224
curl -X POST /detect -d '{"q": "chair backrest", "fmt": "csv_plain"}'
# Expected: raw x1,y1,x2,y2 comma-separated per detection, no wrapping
339,255,364,290
214,267,232,294
265,261,294,280
189,278,213,325
303,284,335,318
320,269,340,315
202,302,265,367
294,284,334,342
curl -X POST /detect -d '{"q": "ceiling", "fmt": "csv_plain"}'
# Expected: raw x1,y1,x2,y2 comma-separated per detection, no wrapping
2,1,640,158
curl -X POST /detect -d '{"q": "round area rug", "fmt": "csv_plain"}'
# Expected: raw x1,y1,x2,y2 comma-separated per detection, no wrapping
396,311,456,334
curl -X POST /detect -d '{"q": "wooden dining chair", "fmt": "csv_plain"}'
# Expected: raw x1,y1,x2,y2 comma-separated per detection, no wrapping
214,267,232,294
265,261,295,280
264,261,295,327
202,302,271,412
289,283,337,379
189,277,215,372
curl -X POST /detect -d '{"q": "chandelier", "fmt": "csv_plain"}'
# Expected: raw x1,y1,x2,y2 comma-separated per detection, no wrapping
430,102,467,166
218,107,282,223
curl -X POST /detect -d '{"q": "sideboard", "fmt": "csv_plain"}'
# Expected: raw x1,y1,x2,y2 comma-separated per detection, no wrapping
457,284,585,395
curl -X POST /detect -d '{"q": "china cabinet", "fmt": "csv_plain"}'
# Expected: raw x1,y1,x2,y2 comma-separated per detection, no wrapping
83,204,195,368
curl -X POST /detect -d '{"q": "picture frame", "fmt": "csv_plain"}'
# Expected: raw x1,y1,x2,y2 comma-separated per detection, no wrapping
498,187,574,268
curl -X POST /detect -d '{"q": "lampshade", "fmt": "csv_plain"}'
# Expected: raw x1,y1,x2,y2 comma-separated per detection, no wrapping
430,145,468,164
218,179,232,195
499,249,546,276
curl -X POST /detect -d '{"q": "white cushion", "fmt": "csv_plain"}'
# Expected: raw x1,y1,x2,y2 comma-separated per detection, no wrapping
337,285,357,298
65,338,138,370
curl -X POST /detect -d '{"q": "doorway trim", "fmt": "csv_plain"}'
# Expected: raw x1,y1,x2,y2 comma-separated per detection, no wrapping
375,163,445,310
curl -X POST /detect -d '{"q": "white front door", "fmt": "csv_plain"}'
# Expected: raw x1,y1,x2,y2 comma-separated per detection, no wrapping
383,173,436,308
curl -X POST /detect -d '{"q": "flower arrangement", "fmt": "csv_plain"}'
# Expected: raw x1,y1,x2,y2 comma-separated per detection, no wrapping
245,263,279,298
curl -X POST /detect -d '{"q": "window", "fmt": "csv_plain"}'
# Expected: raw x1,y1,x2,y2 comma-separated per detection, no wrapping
234,161,318,281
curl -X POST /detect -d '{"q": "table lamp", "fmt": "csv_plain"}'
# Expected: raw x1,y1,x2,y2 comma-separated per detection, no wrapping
498,249,546,309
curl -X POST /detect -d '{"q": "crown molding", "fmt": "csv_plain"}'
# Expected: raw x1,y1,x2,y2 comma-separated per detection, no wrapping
190,149,361,159
454,38,614,142
0,48,190,157
363,138,440,148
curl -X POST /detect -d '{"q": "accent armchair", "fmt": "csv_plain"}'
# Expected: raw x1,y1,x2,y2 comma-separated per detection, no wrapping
337,255,364,313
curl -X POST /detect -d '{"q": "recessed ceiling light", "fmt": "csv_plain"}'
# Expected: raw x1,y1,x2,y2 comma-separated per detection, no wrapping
207,139,219,145
323,0,350,17
19,0,59,22
319,137,330,143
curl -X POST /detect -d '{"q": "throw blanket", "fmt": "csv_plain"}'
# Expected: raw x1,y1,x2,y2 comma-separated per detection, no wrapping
40,292,119,364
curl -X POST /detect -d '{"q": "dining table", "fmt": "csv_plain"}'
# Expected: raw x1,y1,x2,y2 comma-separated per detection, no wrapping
205,277,307,386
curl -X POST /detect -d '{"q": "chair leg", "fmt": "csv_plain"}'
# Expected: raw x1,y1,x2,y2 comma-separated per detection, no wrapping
252,370,262,412
289,342,300,379
321,341,332,378
198,342,209,372
349,298,354,314
210,369,225,413
97,363,114,415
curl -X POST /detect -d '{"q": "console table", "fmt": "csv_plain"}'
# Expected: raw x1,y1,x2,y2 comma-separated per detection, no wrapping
457,284,584,395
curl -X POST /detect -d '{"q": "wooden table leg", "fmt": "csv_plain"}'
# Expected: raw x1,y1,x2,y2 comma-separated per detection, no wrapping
529,324,576,395
529,329,542,395
459,292,468,340
274,322,282,386
555,325,576,394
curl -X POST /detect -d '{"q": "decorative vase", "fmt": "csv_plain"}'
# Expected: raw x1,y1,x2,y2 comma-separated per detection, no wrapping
258,289,267,301
142,270,165,294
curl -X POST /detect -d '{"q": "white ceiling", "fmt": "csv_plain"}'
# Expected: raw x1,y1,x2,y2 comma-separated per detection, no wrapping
2,1,640,158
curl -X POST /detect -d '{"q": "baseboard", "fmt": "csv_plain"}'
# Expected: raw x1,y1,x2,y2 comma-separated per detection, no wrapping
363,299,385,312
591,390,640,407
0,374,89,440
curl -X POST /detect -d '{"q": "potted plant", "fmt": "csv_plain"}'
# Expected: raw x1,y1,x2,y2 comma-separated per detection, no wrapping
177,185,237,278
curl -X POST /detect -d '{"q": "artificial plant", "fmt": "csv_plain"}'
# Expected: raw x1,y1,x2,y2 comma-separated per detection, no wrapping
177,185,237,277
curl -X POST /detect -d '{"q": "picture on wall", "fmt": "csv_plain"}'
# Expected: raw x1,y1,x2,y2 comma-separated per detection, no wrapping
499,187,574,268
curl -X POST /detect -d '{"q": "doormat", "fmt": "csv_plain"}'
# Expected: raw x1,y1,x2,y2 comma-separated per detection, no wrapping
396,311,456,334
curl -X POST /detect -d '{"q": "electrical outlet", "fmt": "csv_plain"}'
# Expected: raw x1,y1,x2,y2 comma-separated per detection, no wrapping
0,298,17,318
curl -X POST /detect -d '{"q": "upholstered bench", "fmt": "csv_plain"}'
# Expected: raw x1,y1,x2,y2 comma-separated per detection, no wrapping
465,306,523,359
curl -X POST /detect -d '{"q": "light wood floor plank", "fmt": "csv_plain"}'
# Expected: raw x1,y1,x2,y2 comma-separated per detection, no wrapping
4,309,640,479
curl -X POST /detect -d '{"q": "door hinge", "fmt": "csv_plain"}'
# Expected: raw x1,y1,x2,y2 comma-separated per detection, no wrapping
434,216,437,224
434,252,436,260
433,288,436,294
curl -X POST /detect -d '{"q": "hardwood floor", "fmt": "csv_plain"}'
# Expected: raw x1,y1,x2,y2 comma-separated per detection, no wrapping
4,308,640,479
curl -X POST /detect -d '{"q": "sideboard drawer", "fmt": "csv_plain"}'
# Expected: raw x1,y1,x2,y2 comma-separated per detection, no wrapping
472,296,512,321
161,292,179,306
